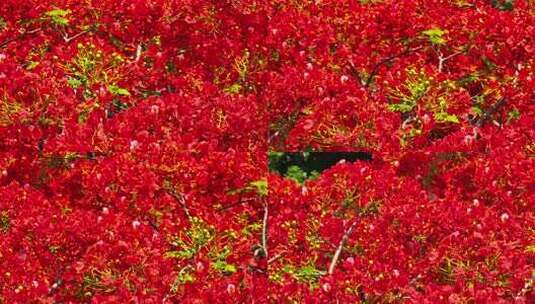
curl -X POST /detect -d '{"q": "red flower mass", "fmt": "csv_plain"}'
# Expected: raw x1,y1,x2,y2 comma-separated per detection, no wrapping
0,0,534,303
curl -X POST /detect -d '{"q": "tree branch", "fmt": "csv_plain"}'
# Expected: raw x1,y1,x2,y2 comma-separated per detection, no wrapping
166,188,192,219
471,97,507,127
135,43,142,62
63,29,89,43
216,196,257,212
0,28,42,49
437,49,463,73
268,251,284,264
262,199,269,259
364,46,423,88
328,220,358,275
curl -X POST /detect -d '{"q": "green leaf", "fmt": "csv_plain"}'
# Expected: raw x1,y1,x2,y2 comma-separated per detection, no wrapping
223,83,242,94
293,264,325,284
67,77,82,89
211,260,237,275
422,27,447,45
286,165,307,184
507,108,520,122
387,102,415,113
108,84,131,96
434,112,460,123
492,0,514,11
170,266,195,293
45,9,71,17
471,106,484,116
25,61,40,70
45,9,71,26
481,56,496,71
164,249,196,259
249,179,268,196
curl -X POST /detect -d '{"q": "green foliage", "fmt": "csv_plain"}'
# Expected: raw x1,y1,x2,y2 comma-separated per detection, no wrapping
107,84,130,96
481,56,497,71
170,266,195,293
226,178,268,197
433,96,460,124
387,102,415,113
285,263,326,290
422,28,447,45
359,199,382,217
166,217,214,260
112,100,128,111
25,61,40,70
434,111,460,124
456,73,479,87
249,179,268,196
294,264,325,282
63,43,107,100
241,222,262,237
492,0,514,11
211,260,237,275
286,165,306,184
233,50,250,80
507,107,520,122
223,83,242,94
388,68,431,113
67,77,83,89
44,9,71,26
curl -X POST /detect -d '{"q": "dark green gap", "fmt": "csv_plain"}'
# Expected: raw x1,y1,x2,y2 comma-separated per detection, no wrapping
269,152,372,183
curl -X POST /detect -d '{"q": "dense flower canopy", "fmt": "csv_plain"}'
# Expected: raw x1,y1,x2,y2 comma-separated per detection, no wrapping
0,0,534,303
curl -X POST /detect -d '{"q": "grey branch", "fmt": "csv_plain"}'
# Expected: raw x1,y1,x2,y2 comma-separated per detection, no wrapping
437,50,463,73
166,188,192,220
63,30,89,43
0,28,42,49
364,46,423,87
262,200,269,258
328,220,358,275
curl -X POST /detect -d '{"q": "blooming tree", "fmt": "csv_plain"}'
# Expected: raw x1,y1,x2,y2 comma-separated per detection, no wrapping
0,0,533,303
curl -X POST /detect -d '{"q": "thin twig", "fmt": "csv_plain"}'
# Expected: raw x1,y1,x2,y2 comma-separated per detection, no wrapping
216,197,257,212
328,220,358,275
0,28,42,49
364,46,423,87
268,251,284,264
437,50,463,73
472,97,507,127
347,59,365,86
135,43,142,62
166,188,192,219
63,30,89,43
262,200,269,259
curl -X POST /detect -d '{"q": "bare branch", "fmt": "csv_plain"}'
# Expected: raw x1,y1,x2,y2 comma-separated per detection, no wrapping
0,28,42,49
364,46,423,88
328,220,358,275
471,97,507,127
216,197,257,212
166,188,192,219
135,43,143,62
63,29,89,43
437,50,463,73
268,251,284,264
262,200,269,259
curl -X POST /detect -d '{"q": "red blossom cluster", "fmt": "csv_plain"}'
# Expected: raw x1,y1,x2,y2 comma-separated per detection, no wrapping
0,0,534,303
